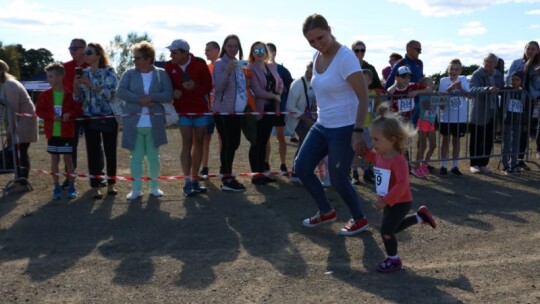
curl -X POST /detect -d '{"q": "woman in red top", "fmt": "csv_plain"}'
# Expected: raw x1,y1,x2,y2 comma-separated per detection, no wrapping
364,103,436,273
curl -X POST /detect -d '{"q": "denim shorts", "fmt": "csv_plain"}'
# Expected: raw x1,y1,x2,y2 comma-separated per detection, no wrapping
178,116,210,127
206,116,215,134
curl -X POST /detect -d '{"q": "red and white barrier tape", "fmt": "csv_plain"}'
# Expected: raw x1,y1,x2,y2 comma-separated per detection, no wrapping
28,168,297,181
16,111,304,120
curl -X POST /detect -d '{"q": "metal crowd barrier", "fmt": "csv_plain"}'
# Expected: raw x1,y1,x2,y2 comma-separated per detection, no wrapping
371,89,539,170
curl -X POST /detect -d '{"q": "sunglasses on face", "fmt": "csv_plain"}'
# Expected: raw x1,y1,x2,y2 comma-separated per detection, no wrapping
68,46,84,51
84,50,95,56
414,47,422,53
253,48,266,55
354,49,366,54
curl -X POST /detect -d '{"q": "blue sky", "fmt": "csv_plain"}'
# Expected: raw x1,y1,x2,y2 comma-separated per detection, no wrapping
1,0,539,78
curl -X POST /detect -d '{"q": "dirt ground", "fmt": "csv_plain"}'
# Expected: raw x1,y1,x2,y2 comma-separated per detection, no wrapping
1,128,539,304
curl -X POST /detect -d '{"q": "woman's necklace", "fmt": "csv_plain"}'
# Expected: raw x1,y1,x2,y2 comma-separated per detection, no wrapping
319,43,339,73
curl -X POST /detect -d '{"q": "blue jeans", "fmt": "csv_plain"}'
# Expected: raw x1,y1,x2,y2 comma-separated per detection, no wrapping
502,123,521,168
294,123,365,220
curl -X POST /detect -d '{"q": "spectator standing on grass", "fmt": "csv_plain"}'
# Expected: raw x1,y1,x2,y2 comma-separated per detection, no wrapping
60,38,88,190
212,34,247,192
0,60,38,193
298,14,370,236
117,41,173,201
200,41,221,179
364,103,436,273
164,39,213,197
36,63,82,200
265,42,293,176
385,40,423,90
351,40,383,90
73,43,119,199
285,61,315,183
247,41,283,185
438,59,470,176
413,77,436,178
501,71,528,174
506,41,540,163
469,53,504,174
524,44,540,160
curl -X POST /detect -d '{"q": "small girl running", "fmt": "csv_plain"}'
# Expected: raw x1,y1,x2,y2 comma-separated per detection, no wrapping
364,103,437,273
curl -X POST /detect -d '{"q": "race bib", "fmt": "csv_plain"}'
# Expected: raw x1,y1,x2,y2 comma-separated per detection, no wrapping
54,105,62,117
397,98,414,113
533,105,539,119
449,97,461,109
374,167,391,196
507,99,523,113
367,98,374,114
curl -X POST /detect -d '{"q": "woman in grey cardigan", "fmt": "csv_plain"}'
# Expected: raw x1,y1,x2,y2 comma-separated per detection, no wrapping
117,41,173,200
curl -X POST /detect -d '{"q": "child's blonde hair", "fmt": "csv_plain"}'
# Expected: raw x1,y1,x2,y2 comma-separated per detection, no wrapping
371,103,415,154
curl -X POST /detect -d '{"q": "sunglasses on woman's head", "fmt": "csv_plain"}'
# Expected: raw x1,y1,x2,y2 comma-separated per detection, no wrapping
253,48,266,55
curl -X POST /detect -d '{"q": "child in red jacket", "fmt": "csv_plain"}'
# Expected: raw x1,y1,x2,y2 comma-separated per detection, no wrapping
36,63,82,200
364,103,437,273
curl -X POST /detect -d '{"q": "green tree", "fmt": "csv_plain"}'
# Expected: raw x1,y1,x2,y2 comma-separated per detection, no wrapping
19,47,54,79
0,42,22,79
108,32,151,77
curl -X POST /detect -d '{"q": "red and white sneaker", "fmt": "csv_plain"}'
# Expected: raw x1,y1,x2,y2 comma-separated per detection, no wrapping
339,218,369,236
302,210,337,227
417,205,437,229
411,167,426,178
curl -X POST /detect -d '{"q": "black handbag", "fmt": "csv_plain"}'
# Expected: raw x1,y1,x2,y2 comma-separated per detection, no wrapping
88,116,117,132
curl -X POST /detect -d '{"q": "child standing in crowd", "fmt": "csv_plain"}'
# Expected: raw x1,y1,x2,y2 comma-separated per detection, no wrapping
438,59,470,176
364,103,436,273
36,63,82,200
352,69,380,185
501,71,528,174
413,77,436,178
387,66,431,173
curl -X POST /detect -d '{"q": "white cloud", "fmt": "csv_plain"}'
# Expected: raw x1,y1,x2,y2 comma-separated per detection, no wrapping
530,24,540,28
388,0,540,17
526,9,540,14
458,22,487,36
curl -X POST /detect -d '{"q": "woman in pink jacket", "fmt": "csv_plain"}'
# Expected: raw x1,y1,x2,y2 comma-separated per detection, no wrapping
246,42,283,184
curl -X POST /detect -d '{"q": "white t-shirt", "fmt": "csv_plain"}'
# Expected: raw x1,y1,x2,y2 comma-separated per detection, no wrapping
438,75,470,123
137,71,154,128
311,46,362,128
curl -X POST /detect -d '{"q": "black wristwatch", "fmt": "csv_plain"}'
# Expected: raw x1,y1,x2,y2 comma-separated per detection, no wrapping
352,128,364,133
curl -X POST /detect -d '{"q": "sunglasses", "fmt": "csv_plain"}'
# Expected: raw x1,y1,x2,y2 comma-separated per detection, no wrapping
84,50,96,56
253,48,266,55
414,47,422,53
354,49,366,54
68,46,84,51
398,74,411,78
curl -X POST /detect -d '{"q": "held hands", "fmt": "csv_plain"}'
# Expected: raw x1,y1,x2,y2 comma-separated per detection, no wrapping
139,95,153,107
173,89,183,99
488,86,499,94
182,80,195,91
373,198,387,210
351,132,367,155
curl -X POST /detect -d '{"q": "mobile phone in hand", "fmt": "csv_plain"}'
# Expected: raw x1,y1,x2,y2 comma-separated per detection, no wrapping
75,67,83,76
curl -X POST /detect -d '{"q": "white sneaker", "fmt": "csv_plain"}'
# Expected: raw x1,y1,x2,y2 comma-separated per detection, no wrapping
150,188,164,197
479,166,492,174
126,190,143,201
536,152,540,159
470,166,480,174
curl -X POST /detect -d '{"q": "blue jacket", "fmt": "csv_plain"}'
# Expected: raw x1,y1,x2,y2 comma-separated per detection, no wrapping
384,55,424,90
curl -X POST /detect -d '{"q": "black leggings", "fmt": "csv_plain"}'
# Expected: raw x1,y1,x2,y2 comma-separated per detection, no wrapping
215,115,242,176
380,202,418,256
16,143,30,183
249,104,274,173
84,121,118,188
